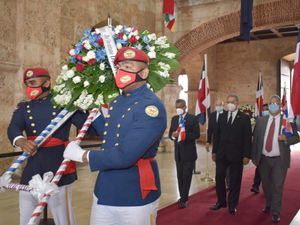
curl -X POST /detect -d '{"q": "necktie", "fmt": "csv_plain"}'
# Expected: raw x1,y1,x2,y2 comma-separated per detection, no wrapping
228,112,232,125
265,118,275,152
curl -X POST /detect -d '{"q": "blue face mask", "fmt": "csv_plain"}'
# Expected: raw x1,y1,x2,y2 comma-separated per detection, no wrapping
262,110,269,117
269,104,280,114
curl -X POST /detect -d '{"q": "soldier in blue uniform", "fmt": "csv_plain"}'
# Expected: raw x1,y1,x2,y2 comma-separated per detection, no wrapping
7,68,92,225
64,47,167,225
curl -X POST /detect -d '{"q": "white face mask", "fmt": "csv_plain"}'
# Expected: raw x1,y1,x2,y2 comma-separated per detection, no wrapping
227,103,236,112
215,106,224,113
176,108,184,115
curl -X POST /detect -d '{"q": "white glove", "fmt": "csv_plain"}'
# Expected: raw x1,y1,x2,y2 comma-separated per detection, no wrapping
29,172,59,201
0,173,12,193
63,141,86,163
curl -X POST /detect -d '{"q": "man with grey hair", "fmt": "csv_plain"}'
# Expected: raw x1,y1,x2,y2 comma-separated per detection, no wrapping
252,95,299,223
210,94,252,215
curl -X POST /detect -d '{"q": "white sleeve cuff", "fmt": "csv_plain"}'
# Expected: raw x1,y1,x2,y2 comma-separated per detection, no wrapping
13,136,25,147
86,151,90,162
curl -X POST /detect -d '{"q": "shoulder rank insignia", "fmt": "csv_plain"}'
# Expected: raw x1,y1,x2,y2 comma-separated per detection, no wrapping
145,105,159,117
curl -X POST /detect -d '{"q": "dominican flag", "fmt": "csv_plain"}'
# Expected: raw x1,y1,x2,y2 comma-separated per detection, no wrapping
177,116,186,142
291,30,300,114
163,0,175,32
195,54,210,125
254,73,264,117
281,87,294,138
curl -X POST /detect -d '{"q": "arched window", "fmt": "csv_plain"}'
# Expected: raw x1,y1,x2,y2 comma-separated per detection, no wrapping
178,73,188,106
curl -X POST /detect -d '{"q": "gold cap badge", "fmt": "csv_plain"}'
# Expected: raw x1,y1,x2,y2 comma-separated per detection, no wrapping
123,50,136,59
26,70,34,78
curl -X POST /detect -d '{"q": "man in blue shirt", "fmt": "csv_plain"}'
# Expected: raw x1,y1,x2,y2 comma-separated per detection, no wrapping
64,47,167,225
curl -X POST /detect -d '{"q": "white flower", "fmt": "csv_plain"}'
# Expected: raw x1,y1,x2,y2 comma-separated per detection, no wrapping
158,62,171,71
158,70,169,78
86,50,96,60
108,93,119,99
135,35,140,40
132,30,138,36
66,70,75,78
99,63,105,71
69,49,75,56
123,35,128,41
148,33,157,41
98,75,106,83
163,52,176,59
149,46,155,51
62,65,68,71
155,36,167,45
84,81,90,87
116,42,122,49
82,56,89,62
72,76,81,84
53,84,65,92
115,25,123,33
83,40,92,50
53,91,72,105
125,27,132,33
95,94,104,106
161,43,170,48
73,90,94,111
148,51,156,59
95,28,101,34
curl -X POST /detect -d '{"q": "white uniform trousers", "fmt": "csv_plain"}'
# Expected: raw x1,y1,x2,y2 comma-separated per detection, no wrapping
90,195,159,225
19,184,77,225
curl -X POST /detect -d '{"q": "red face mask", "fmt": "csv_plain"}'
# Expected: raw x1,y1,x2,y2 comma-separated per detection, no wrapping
26,87,43,100
115,68,145,89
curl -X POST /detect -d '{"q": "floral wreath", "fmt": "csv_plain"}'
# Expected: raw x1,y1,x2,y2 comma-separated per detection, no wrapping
52,25,180,111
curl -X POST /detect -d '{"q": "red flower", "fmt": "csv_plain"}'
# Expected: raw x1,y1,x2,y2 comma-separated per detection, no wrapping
98,38,104,46
129,36,137,43
76,63,84,72
87,58,96,65
118,33,123,39
76,55,83,61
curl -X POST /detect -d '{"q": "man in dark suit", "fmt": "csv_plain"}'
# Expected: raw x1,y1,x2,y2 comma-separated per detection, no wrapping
210,94,252,215
206,99,224,150
169,99,200,209
252,95,299,223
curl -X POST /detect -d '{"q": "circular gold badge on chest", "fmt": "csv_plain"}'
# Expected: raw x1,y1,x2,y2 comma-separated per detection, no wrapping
145,105,159,117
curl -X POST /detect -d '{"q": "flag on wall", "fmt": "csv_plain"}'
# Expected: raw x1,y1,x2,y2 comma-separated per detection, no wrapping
291,30,300,114
282,86,294,137
240,0,253,41
195,54,210,125
177,115,186,142
254,72,264,117
163,0,175,32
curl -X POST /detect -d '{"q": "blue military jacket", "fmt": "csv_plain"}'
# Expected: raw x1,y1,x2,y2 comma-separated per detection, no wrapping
7,94,90,186
91,84,167,206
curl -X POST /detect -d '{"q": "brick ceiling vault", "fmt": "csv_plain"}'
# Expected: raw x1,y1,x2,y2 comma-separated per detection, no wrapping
175,0,300,59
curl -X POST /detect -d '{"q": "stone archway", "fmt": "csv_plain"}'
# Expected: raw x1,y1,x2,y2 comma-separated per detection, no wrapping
175,0,300,59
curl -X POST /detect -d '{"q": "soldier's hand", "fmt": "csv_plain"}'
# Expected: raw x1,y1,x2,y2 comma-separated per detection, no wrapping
15,138,37,155
243,157,250,165
205,143,210,152
212,153,216,162
172,132,179,138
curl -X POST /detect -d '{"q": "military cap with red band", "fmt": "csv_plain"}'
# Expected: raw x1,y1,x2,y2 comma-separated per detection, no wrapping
114,47,150,65
23,68,50,83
